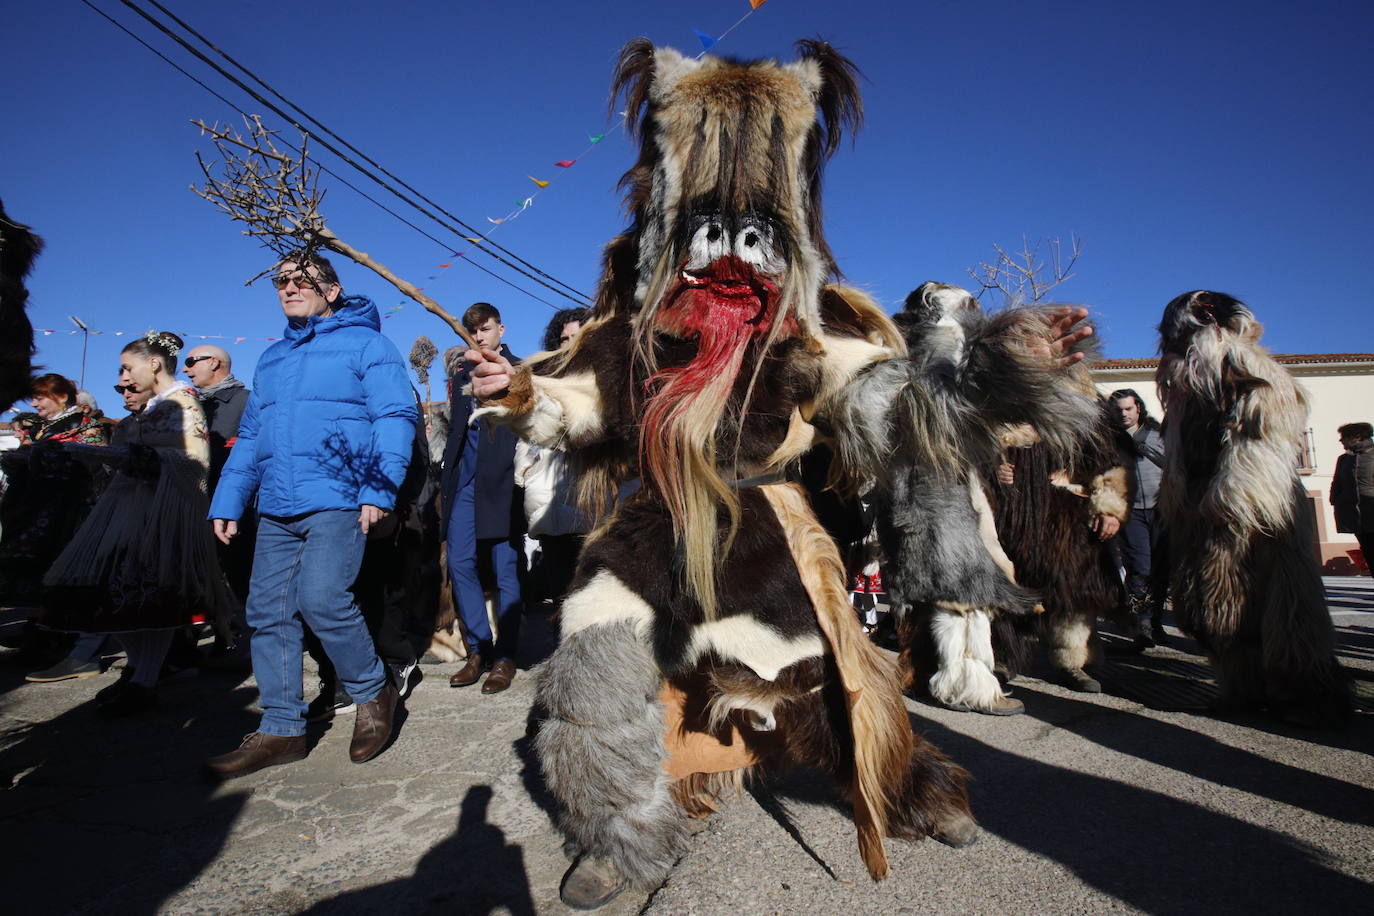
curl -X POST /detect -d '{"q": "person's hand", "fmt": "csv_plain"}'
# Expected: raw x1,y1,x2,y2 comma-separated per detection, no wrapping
1091,513,1120,541
213,518,238,545
359,504,389,534
996,462,1015,486
466,347,515,400
1027,306,1093,368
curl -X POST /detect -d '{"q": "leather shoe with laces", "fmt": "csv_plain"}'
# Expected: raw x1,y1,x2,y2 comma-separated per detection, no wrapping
349,681,399,763
481,659,516,694
204,732,307,781
449,652,487,687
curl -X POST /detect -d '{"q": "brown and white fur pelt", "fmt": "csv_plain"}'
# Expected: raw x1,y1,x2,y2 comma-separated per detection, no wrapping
475,40,977,896
869,283,1103,712
0,199,41,413
1156,290,1350,726
989,397,1130,685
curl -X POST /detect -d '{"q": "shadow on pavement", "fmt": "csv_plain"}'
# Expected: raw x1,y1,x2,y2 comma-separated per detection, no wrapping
1015,689,1374,826
304,784,536,916
912,711,1371,913
0,664,258,913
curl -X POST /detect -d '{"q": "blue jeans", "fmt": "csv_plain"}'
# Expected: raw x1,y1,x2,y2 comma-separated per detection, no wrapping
447,483,524,661
247,510,386,737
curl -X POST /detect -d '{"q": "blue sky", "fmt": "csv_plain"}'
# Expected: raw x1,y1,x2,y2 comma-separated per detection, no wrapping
3,0,1370,412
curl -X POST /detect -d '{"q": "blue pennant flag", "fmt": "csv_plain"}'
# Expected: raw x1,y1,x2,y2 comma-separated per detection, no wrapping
693,28,718,51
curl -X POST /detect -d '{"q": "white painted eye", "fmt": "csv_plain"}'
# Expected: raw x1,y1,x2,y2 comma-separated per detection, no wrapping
686,218,731,270
733,220,780,272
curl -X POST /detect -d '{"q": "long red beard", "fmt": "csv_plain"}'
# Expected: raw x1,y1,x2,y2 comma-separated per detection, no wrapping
638,256,793,612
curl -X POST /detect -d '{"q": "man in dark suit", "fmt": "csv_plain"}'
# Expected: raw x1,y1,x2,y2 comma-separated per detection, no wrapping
443,303,524,693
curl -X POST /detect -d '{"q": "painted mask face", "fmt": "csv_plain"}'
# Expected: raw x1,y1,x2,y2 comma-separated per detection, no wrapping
608,40,862,345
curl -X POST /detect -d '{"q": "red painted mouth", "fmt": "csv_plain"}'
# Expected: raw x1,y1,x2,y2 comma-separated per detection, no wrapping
659,255,782,335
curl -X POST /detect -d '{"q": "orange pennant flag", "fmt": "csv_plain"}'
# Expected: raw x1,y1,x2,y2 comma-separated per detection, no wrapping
438,263,452,268
529,176,550,189
749,0,767,8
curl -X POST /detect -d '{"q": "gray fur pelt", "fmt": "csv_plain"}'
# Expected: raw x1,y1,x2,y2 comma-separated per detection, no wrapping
1157,290,1351,726
535,619,688,888
862,284,1102,706
830,283,1103,491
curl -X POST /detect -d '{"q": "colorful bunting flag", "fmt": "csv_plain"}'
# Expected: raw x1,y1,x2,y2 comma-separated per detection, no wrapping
693,28,718,51
588,133,605,144
488,217,505,225
235,337,246,343
554,160,575,168
749,0,767,9
529,176,550,188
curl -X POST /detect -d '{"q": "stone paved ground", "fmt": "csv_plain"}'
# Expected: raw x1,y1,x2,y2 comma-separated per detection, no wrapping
1,583,1371,915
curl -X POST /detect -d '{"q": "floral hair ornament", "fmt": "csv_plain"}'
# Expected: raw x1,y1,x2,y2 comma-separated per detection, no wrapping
144,329,181,357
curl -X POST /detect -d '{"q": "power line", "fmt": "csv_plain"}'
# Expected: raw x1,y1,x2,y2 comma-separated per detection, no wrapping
92,0,588,307
142,0,592,305
116,0,587,306
79,0,564,309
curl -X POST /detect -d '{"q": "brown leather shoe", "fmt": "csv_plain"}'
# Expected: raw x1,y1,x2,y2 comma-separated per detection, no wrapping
449,652,487,687
204,732,307,781
349,681,399,763
481,659,516,694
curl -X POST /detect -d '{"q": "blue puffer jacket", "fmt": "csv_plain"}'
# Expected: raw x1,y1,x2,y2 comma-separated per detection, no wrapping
209,297,418,520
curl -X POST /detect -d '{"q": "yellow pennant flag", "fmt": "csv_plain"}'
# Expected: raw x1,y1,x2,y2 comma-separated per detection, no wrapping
529,176,550,188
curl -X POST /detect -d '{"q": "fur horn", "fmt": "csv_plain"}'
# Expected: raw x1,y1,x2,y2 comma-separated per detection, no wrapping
610,38,656,139
794,39,864,158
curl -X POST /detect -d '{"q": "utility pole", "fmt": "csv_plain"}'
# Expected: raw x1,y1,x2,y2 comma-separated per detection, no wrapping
69,316,89,389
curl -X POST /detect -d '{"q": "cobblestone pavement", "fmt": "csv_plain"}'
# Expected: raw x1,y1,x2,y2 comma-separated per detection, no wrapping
1,590,1371,915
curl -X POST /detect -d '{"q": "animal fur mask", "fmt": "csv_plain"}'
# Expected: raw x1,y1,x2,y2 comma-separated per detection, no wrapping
604,38,862,345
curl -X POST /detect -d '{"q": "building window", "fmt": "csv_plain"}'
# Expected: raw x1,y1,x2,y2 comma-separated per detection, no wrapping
1297,427,1318,475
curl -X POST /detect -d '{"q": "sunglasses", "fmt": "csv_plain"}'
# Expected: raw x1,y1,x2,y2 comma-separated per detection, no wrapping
272,272,323,291
184,355,215,369
113,384,137,394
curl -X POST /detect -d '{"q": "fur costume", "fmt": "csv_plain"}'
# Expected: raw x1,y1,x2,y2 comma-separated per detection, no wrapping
989,396,1130,689
475,41,1008,899
1156,290,1350,726
0,199,40,413
871,282,1102,713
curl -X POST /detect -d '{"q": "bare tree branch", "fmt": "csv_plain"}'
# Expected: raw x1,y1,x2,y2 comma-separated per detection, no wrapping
967,234,1083,307
191,115,474,347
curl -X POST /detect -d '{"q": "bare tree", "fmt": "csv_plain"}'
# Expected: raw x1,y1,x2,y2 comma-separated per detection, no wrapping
967,234,1083,307
191,115,475,346
409,334,438,404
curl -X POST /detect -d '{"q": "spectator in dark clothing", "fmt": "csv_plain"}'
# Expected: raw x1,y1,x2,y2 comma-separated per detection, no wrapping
184,345,249,486
443,303,525,695
1110,388,1169,649
185,343,253,654
1332,421,1374,573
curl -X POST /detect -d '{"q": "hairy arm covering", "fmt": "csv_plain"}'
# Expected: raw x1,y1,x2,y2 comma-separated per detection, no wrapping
816,307,1103,488
473,316,632,450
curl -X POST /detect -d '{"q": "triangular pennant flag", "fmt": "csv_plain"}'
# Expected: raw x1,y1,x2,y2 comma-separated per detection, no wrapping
516,197,533,209
588,133,605,144
453,251,466,258
42,329,53,335
115,331,125,336
91,330,103,335
693,28,718,51
465,237,481,243
235,337,246,343
529,176,550,188
438,263,452,268
554,159,575,168
265,337,279,341
749,0,767,8
488,217,504,225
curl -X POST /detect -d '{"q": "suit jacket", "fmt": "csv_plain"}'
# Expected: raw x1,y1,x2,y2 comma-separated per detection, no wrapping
440,343,523,539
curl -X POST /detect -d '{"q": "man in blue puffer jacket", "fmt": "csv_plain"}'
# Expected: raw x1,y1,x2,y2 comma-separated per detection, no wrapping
203,250,418,780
